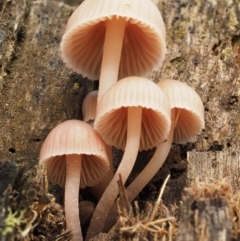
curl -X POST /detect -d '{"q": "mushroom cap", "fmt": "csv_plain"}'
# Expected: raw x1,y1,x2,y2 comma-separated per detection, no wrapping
82,90,98,124
60,0,166,80
157,79,205,144
39,120,109,188
94,77,171,151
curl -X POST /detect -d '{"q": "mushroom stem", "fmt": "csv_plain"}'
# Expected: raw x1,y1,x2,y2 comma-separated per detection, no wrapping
86,106,142,240
98,17,126,101
92,145,114,199
126,110,175,203
65,154,82,241
102,110,175,233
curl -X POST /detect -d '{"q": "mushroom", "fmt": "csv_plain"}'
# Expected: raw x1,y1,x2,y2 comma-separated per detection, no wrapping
39,120,109,241
82,91,114,199
86,76,171,240
82,90,98,126
60,0,166,100
125,79,205,203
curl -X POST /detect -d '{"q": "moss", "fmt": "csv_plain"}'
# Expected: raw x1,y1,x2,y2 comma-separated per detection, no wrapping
0,161,72,241
0,208,26,236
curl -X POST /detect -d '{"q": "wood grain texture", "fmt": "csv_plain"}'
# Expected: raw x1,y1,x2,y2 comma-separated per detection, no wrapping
187,144,240,192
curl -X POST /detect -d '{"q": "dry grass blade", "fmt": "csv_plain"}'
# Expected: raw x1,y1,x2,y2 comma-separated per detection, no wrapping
149,174,171,223
117,174,177,241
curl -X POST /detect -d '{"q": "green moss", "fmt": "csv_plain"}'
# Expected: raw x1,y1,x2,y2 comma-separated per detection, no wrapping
0,208,26,236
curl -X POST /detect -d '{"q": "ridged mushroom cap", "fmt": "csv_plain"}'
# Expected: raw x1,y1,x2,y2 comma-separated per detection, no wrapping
60,0,166,80
82,90,98,124
157,79,205,144
94,77,171,151
39,120,109,188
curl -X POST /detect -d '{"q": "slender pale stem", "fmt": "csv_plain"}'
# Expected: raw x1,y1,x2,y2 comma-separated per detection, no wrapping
86,107,142,240
65,154,82,241
126,110,175,203
102,110,176,233
92,145,114,200
98,17,126,101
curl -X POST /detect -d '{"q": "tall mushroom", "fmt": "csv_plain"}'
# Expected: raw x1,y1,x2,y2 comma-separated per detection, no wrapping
125,79,205,202
86,76,171,240
39,120,109,241
60,0,166,100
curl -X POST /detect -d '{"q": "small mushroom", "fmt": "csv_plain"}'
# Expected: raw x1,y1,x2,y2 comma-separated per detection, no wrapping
39,120,109,241
82,90,98,126
125,79,205,202
60,0,166,100
86,76,171,240
82,90,114,199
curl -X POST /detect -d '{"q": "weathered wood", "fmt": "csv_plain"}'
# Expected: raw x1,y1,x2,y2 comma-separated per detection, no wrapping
0,0,91,162
176,180,232,241
0,0,239,162
0,0,28,84
187,144,240,192
156,0,240,152
0,0,239,194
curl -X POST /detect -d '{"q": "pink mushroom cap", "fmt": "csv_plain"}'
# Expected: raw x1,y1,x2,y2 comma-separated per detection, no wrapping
94,76,171,151
60,0,166,80
157,79,205,144
39,119,109,188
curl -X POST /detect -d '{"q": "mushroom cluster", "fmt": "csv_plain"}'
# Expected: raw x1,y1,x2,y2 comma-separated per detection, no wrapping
39,0,205,241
